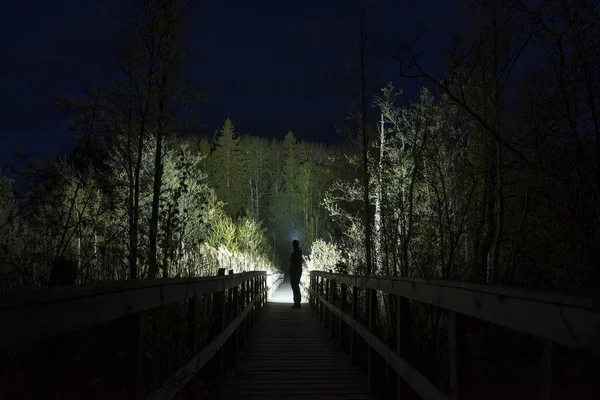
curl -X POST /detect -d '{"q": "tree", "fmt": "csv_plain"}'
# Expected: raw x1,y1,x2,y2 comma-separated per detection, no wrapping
282,131,299,214
358,1,373,275
240,136,269,220
209,119,246,216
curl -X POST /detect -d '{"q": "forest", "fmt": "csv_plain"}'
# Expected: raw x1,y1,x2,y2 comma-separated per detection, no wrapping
0,0,598,302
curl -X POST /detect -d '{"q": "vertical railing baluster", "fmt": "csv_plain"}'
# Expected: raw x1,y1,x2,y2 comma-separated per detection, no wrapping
339,277,347,349
232,279,239,367
367,286,377,393
216,268,226,376
448,311,466,400
330,278,337,339
350,285,358,366
324,276,330,328
395,295,411,399
241,277,248,339
543,339,563,400
250,277,255,328
260,274,264,308
318,276,324,320
310,272,318,312
261,274,268,311
187,295,198,355
127,310,147,397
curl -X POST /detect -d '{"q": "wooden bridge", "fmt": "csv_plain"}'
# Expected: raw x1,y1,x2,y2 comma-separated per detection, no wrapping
1,270,599,399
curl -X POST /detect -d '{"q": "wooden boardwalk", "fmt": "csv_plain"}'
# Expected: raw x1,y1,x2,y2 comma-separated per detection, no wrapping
220,285,372,400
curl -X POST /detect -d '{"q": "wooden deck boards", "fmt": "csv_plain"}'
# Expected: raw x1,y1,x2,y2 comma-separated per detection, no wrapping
220,286,372,399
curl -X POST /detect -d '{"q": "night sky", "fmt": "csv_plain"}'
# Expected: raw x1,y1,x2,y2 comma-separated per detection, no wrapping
0,0,455,169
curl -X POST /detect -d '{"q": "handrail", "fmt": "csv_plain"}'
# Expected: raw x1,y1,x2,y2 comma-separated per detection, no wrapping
0,271,265,351
311,271,600,353
0,271,268,399
0,272,265,311
307,283,447,400
309,271,600,400
146,278,268,400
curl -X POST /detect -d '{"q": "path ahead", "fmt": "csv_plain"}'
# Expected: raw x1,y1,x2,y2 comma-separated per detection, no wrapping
220,284,372,400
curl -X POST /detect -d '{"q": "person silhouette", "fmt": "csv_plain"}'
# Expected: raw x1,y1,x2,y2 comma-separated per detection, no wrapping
289,240,303,309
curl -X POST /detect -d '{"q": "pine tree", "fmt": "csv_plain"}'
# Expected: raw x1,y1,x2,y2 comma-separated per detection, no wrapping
240,136,269,220
282,131,299,215
209,119,246,216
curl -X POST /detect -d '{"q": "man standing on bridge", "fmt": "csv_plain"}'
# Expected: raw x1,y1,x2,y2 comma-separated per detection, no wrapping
289,240,303,309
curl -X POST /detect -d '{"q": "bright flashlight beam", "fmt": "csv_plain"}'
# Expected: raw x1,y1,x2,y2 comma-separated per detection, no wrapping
269,284,307,304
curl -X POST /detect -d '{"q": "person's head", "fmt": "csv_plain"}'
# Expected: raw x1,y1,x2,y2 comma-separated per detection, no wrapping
292,240,299,249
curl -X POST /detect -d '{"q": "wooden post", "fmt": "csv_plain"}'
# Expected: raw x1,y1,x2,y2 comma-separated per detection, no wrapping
448,311,467,400
249,277,255,328
256,274,261,310
324,277,330,328
259,274,264,308
258,274,263,308
350,285,358,366
367,287,378,393
232,282,239,367
330,279,337,339
255,275,260,313
241,278,248,339
395,295,411,399
308,274,312,307
314,274,318,309
543,339,563,400
127,311,147,398
239,278,246,349
319,276,324,320
188,296,198,355
252,276,258,321
310,274,315,308
339,279,347,350
227,280,234,324
216,268,226,376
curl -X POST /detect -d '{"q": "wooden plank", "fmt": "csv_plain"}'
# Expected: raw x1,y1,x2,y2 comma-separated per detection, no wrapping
0,272,266,350
312,290,449,400
145,285,268,400
220,297,372,400
312,272,600,354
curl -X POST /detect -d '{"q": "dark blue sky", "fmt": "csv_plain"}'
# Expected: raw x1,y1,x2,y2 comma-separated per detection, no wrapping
0,0,455,169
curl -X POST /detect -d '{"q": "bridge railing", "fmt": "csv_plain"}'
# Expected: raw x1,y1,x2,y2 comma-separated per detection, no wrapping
0,269,269,399
308,271,600,400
